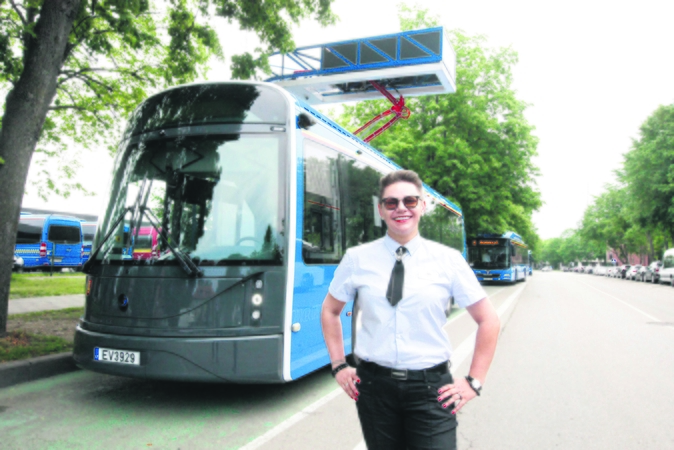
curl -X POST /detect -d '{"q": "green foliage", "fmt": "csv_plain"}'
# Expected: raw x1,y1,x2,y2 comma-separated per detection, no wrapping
539,228,605,267
0,0,336,198
564,104,674,263
0,330,72,362
336,6,541,249
619,104,674,243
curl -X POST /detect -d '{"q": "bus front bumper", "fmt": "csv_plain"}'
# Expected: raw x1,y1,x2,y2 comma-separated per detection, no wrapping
73,325,285,383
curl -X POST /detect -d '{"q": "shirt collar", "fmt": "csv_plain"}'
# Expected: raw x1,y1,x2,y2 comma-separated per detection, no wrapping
384,233,422,256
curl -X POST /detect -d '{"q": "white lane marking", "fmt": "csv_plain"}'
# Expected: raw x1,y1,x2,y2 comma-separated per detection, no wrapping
448,285,525,374
354,283,526,449
579,280,662,322
239,388,343,450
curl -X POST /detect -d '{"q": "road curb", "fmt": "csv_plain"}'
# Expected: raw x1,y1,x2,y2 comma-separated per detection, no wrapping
0,352,80,389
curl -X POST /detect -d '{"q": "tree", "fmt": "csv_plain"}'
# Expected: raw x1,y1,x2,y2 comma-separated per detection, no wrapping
337,6,541,249
620,104,674,245
0,0,336,336
580,185,646,263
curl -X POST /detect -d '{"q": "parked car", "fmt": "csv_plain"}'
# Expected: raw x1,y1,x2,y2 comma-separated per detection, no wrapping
13,254,24,272
643,261,662,283
607,266,615,277
627,265,642,280
594,265,607,276
542,265,553,272
616,264,630,279
659,249,674,286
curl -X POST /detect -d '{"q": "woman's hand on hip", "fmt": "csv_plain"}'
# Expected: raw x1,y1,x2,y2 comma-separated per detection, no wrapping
437,377,476,414
335,366,360,400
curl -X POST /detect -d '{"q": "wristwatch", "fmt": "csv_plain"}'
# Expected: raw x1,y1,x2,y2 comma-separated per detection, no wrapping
465,375,482,396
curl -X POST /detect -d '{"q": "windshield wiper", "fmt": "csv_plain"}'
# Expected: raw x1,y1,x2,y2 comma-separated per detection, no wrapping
83,204,203,278
139,206,203,278
82,206,133,274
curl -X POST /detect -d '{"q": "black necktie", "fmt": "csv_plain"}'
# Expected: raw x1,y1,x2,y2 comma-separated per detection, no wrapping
386,246,407,306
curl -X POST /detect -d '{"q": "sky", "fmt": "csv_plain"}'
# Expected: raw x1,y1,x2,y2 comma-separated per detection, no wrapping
21,0,674,240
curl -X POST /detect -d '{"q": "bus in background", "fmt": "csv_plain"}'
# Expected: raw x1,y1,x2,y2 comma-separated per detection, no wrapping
132,226,160,260
467,231,530,283
81,222,98,264
15,214,83,271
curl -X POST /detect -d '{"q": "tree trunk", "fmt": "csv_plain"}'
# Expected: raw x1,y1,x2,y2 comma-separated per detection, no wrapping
647,231,655,262
0,0,82,336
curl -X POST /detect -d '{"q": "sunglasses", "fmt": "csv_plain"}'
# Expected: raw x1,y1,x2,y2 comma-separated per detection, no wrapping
381,196,420,210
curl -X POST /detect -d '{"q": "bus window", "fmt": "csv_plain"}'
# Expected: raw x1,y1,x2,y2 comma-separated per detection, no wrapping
421,201,464,252
96,134,284,265
47,225,81,244
303,139,343,264
338,156,386,248
16,217,45,244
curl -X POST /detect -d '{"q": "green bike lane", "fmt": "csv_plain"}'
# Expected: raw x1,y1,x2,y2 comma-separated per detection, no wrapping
0,284,517,449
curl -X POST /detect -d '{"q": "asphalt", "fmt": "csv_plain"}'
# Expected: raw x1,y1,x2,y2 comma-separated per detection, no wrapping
2,294,85,389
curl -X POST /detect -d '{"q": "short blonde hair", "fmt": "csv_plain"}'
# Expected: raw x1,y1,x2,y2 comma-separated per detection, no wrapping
379,170,423,199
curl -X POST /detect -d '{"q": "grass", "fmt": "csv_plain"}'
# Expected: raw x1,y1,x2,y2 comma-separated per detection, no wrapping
9,307,85,321
10,272,86,299
0,331,72,362
2,308,84,362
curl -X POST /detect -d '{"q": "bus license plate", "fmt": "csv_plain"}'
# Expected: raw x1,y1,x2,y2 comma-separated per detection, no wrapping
53,258,63,263
94,347,141,365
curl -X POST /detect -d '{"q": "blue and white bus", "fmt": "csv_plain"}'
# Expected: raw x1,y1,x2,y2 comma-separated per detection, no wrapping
467,232,531,283
15,214,84,271
75,81,466,383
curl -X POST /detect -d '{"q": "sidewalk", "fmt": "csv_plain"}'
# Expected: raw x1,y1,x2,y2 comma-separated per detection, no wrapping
8,294,85,315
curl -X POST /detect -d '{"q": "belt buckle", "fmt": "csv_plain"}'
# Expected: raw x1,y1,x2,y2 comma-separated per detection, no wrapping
390,369,408,380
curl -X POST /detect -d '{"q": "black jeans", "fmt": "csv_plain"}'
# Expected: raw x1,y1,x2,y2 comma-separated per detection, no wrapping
356,364,458,450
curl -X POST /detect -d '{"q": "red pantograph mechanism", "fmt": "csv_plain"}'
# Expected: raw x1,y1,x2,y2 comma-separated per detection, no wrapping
353,81,411,142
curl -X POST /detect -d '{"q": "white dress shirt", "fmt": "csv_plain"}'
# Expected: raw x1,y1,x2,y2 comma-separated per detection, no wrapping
329,233,487,370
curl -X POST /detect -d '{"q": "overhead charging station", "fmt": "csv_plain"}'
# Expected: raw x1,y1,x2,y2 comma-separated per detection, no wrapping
267,27,456,142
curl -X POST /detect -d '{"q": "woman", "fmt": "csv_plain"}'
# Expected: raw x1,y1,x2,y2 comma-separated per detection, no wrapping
321,170,500,450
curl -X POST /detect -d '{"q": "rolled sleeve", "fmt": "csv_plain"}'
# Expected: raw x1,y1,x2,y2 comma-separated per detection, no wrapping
449,255,487,308
328,251,357,303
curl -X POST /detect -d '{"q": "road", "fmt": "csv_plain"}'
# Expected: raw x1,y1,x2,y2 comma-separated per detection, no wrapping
1,273,673,449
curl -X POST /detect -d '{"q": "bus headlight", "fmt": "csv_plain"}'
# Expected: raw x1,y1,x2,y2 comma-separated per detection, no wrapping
251,310,261,320
252,293,263,306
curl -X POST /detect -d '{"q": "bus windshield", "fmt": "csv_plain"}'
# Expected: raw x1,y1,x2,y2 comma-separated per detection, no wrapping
95,134,285,266
469,245,510,269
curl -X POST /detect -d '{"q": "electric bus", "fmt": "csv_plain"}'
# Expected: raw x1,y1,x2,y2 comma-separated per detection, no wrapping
75,81,466,383
467,232,530,283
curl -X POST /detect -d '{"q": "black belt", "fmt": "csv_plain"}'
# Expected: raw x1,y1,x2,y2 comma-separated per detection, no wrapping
359,360,450,381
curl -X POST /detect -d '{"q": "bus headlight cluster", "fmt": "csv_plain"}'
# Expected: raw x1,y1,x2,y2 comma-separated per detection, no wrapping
251,280,263,322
